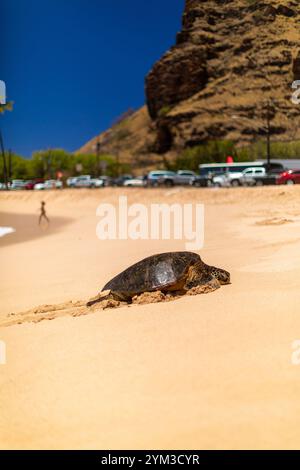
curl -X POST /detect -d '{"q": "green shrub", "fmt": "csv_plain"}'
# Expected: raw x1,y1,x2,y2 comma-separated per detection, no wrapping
173,140,300,171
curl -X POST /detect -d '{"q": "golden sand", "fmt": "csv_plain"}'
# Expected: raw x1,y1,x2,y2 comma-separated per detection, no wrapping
1,187,300,449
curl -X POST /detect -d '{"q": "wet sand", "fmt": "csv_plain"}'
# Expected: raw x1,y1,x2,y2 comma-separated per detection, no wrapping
0,211,73,247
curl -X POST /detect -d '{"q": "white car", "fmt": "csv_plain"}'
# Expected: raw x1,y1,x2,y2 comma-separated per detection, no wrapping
212,173,232,187
66,177,78,187
73,175,92,187
91,178,105,188
10,179,27,190
34,180,63,190
123,176,145,187
34,182,45,190
45,179,62,189
213,171,247,187
75,176,105,188
239,167,266,186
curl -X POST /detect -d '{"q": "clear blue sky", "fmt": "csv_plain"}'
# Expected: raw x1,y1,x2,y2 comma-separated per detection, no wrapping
1,0,184,157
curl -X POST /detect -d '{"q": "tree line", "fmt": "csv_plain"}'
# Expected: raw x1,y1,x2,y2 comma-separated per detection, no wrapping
1,139,300,182
0,149,131,182
171,140,300,171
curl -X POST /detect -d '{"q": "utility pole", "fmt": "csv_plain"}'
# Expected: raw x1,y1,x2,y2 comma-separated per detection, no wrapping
265,101,272,171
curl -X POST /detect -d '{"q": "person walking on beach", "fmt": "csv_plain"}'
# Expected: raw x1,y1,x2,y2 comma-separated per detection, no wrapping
39,201,49,226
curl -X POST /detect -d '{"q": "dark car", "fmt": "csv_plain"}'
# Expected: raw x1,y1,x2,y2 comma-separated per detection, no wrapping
190,175,210,187
112,174,133,187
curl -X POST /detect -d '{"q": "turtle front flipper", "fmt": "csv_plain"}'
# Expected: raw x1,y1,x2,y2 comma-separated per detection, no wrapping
86,290,115,307
184,261,221,293
186,275,220,296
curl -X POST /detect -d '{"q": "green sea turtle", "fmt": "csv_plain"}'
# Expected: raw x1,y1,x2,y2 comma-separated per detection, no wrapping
87,251,230,307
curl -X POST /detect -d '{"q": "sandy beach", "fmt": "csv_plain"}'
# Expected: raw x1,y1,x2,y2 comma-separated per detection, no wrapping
1,186,300,449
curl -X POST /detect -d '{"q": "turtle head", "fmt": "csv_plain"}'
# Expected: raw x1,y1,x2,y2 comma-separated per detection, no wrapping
209,266,230,285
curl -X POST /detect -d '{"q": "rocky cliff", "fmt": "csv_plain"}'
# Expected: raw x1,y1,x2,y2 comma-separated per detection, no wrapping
78,0,300,169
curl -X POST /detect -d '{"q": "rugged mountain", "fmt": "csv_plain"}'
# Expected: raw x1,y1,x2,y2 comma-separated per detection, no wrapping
78,0,300,170
77,106,162,170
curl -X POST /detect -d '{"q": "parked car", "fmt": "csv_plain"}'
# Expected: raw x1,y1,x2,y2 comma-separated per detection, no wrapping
147,170,177,187
123,176,145,187
34,179,63,190
24,179,44,190
174,170,197,185
10,179,27,190
91,178,105,188
66,177,79,187
240,168,285,186
147,170,197,187
112,174,133,187
276,169,300,185
240,167,267,186
212,173,232,187
158,170,198,187
213,168,263,187
73,175,92,188
73,175,103,188
97,176,113,187
34,182,45,190
190,175,210,187
225,171,243,187
253,171,280,186
45,179,63,189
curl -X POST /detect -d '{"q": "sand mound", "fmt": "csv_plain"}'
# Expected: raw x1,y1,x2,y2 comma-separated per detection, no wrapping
0,282,222,327
255,217,294,226
1,300,88,327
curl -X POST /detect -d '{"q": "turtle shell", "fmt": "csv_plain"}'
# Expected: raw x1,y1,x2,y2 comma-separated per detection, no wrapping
102,251,201,297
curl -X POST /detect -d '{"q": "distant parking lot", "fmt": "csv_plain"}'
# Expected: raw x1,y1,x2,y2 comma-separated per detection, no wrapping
2,162,300,191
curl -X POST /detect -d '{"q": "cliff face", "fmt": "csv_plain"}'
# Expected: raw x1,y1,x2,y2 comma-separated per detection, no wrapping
294,51,300,79
78,0,300,169
145,0,300,152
